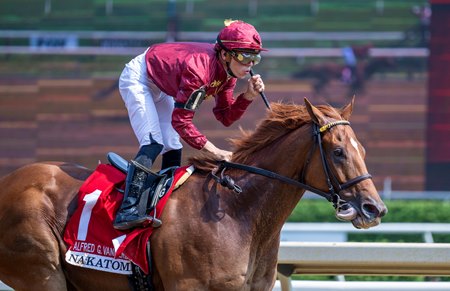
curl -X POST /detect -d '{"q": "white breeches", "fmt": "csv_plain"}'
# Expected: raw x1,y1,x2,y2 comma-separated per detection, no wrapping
119,51,182,154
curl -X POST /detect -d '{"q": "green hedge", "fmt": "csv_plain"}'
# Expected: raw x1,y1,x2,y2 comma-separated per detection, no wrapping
289,199,450,243
289,199,450,223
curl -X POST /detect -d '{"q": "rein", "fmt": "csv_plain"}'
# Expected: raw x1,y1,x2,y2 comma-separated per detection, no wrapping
212,120,372,209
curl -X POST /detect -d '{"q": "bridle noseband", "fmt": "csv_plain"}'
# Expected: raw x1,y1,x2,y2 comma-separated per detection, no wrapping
212,120,372,209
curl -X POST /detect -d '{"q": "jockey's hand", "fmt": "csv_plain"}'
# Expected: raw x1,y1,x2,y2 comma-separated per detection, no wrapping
201,141,232,161
243,74,265,101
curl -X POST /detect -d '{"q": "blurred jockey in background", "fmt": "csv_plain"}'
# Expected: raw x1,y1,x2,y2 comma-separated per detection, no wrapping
342,46,357,84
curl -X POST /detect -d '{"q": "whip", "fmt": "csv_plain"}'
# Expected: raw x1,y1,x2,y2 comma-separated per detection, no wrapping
250,70,271,110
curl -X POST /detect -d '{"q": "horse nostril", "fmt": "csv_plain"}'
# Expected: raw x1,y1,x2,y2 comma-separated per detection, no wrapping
379,205,388,217
362,202,382,220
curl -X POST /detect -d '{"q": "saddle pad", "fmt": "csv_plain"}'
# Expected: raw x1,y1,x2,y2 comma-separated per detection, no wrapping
64,163,194,275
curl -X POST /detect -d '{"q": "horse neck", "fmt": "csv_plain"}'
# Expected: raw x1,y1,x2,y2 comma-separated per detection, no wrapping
227,126,313,237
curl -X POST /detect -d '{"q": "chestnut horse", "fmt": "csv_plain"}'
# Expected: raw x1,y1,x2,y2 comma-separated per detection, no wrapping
0,98,386,291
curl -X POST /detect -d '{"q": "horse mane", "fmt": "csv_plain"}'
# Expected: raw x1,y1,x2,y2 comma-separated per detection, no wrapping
188,102,342,172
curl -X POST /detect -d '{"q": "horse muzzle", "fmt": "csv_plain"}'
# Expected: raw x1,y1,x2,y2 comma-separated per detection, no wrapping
335,197,388,229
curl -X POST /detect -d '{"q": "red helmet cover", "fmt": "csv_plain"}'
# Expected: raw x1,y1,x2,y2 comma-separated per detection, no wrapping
215,20,267,52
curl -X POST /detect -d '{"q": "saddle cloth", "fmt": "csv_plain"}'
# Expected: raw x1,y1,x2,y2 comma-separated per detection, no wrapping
63,163,194,275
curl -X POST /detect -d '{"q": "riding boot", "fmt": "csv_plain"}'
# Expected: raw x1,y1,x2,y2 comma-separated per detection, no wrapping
161,149,182,170
113,160,156,230
113,140,163,230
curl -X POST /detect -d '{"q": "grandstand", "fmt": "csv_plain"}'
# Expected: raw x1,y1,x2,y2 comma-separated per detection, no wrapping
0,0,431,191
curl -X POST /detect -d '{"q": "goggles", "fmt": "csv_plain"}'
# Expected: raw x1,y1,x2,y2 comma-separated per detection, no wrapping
232,51,261,65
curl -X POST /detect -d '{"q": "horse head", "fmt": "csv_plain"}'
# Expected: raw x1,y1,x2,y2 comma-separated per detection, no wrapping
303,97,387,229
192,98,386,229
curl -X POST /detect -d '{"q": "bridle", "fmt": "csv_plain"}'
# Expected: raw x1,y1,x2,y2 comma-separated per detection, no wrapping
212,120,372,209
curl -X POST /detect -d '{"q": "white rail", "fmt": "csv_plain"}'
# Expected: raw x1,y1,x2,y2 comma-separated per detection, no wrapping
0,46,429,58
276,223,450,291
278,242,450,276
272,280,450,291
0,29,428,57
276,242,450,291
0,30,406,41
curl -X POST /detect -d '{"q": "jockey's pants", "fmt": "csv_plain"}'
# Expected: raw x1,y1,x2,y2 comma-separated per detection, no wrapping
119,50,183,154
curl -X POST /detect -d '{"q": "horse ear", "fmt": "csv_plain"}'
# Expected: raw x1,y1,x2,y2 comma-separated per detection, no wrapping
304,97,327,125
341,95,355,120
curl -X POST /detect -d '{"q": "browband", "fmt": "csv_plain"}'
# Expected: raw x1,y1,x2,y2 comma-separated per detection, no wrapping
319,120,350,133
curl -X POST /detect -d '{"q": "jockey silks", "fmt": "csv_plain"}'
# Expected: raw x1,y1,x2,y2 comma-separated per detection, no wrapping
142,42,252,150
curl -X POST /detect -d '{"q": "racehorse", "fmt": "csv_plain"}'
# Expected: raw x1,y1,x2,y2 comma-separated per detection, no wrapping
293,57,395,95
0,98,387,291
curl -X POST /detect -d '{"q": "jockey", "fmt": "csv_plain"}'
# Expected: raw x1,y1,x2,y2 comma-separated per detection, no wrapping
114,19,266,230
341,46,357,85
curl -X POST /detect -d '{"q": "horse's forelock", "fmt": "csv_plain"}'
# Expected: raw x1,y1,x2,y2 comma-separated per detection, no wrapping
317,104,343,120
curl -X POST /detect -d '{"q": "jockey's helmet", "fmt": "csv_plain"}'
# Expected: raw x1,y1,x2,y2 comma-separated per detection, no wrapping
215,19,267,54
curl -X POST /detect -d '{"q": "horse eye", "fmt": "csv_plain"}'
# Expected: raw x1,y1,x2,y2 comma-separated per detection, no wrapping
334,148,344,157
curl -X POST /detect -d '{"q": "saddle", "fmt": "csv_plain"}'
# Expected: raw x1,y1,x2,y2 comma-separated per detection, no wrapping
107,152,184,290
64,153,194,291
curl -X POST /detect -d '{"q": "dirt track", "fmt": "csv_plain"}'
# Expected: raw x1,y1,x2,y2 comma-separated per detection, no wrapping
0,77,427,190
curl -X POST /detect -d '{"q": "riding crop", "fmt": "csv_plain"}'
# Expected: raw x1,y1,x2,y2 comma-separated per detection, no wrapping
250,69,271,110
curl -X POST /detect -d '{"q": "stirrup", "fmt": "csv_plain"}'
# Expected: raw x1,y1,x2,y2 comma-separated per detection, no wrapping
131,159,153,174
113,215,153,231
152,218,162,228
